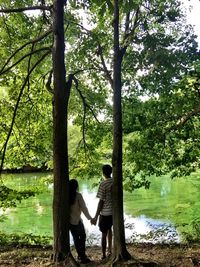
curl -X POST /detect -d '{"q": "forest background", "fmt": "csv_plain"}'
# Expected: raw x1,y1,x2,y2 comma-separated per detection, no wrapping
1,0,200,181
0,0,200,265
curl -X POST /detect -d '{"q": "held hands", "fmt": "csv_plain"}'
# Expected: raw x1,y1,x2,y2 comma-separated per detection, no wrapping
90,217,98,225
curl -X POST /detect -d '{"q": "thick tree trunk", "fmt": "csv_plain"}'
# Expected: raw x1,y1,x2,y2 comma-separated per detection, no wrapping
112,0,131,264
52,0,70,261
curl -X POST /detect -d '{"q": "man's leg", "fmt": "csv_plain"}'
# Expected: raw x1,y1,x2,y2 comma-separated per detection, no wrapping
101,232,107,259
107,228,112,254
99,215,110,259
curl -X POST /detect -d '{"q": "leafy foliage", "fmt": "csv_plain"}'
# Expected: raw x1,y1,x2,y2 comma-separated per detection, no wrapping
123,61,200,180
0,184,37,209
0,232,51,246
0,0,199,186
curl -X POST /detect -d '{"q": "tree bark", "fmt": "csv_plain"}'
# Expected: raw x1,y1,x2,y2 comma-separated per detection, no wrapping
112,0,131,264
52,0,70,261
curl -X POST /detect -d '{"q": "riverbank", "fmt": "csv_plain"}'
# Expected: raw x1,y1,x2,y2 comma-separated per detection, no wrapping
0,243,200,266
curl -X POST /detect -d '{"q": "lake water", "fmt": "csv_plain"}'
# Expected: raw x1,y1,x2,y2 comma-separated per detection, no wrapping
0,172,200,245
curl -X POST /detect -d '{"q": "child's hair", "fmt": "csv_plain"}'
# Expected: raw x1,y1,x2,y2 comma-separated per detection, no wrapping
102,164,112,178
69,179,78,206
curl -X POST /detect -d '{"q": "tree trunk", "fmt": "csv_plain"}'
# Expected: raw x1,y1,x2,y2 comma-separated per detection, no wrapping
52,0,70,261
112,0,131,264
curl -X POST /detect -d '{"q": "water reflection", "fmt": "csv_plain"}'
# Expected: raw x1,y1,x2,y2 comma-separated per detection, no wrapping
79,188,180,245
80,213,179,246
35,203,44,215
125,215,179,243
160,183,171,197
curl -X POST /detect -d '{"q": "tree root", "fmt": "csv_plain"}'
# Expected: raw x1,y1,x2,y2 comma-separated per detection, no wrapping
112,258,159,267
52,251,79,267
112,252,159,267
63,252,79,267
112,250,132,266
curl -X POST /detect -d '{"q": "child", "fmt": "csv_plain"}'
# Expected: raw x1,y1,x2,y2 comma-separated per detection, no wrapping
92,164,113,259
69,179,92,264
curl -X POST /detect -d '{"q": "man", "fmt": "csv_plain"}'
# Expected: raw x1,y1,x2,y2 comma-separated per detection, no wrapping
92,164,113,259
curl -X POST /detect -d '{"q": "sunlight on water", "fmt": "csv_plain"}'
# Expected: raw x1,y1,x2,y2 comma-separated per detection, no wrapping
77,186,180,245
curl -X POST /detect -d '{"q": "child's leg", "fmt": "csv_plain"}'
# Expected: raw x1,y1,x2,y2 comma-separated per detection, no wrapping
78,222,87,260
70,225,81,258
70,221,86,260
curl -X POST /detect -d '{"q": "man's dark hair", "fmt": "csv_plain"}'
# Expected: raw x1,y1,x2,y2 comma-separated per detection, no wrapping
102,164,112,178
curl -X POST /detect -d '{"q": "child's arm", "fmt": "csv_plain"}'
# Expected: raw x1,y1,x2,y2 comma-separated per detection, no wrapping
78,194,92,220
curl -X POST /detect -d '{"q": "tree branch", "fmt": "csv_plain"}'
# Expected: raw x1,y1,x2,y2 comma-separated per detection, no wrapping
0,5,52,13
0,29,52,74
71,75,100,124
70,75,87,153
123,12,131,43
69,74,100,153
0,50,50,175
2,14,12,41
46,69,54,94
97,44,113,88
121,6,140,56
175,104,200,129
166,103,200,134
0,47,51,76
27,43,35,93
64,17,113,87
12,127,27,164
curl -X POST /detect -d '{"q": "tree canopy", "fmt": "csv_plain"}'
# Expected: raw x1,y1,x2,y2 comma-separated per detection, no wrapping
0,0,199,182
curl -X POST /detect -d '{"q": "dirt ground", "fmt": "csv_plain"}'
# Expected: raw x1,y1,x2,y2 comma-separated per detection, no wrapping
0,243,200,267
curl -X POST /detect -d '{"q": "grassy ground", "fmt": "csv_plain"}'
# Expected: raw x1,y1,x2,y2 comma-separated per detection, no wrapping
0,243,200,266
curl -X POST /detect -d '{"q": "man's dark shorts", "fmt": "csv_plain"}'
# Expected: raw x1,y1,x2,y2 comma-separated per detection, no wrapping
99,215,113,233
